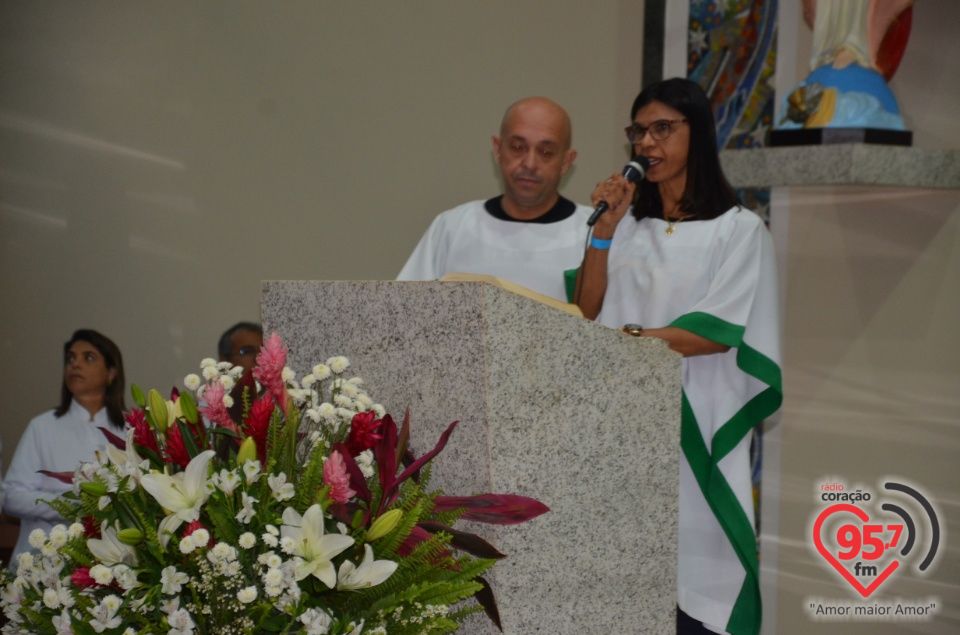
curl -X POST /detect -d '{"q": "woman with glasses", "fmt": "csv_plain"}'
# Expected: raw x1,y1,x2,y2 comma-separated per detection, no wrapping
575,78,782,635
4,329,126,566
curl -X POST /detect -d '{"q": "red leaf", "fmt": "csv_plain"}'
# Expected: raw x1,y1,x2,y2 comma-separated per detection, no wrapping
332,442,371,504
98,426,126,450
38,470,74,484
391,420,458,493
474,576,503,631
432,494,549,525
418,521,506,559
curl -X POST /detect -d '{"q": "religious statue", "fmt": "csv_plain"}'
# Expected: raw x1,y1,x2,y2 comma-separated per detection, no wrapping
778,0,914,134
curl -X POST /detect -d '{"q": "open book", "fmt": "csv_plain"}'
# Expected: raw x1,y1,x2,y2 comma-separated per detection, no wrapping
439,272,584,318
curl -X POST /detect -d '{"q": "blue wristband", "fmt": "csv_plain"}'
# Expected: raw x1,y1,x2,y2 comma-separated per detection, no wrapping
590,236,612,250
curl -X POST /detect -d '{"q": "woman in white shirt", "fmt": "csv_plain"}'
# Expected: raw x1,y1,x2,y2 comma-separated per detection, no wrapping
577,78,782,635
4,329,126,564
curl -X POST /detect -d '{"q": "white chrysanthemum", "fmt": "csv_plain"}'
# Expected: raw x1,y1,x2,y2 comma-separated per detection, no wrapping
210,542,237,562
68,522,85,539
190,529,210,549
220,375,235,391
43,588,61,610
356,394,373,408
372,404,386,417
327,356,349,374
317,402,337,421
239,532,256,549
200,358,217,368
28,529,46,549
300,373,317,387
57,586,75,608
262,533,279,547
266,553,283,569
237,586,258,604
229,365,245,378
280,536,296,554
339,382,359,398
305,408,321,423
356,450,376,478
48,525,68,549
312,364,331,381
222,394,234,408
216,361,233,371
179,536,197,554
281,367,296,383
263,567,283,587
184,374,201,391
202,365,220,380
40,541,58,557
90,564,114,585
334,394,354,408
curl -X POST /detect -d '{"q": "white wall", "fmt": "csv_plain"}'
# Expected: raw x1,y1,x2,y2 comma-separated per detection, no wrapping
0,1,644,468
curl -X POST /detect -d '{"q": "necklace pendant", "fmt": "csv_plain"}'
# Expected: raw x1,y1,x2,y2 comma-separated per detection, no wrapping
665,225,675,235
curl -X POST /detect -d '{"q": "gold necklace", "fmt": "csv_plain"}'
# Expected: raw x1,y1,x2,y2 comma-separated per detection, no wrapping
663,211,684,234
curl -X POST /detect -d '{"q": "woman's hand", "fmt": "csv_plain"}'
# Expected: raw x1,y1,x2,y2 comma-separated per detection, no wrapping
590,173,636,237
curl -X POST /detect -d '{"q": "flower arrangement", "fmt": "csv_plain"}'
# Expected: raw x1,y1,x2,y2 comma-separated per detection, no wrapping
0,334,548,634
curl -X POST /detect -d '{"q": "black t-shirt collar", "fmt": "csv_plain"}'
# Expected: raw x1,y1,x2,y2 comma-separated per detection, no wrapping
484,195,577,224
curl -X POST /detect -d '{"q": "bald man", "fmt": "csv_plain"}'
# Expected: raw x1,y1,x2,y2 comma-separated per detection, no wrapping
397,97,592,302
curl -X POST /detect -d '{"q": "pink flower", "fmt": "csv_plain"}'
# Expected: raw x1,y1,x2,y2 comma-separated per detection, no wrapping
71,567,97,588
346,411,383,456
198,381,238,432
324,451,356,504
253,333,289,411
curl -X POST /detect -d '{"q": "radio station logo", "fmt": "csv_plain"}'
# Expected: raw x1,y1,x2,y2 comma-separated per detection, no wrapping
805,476,944,621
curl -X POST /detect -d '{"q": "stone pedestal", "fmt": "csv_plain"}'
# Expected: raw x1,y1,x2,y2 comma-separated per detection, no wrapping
262,280,682,634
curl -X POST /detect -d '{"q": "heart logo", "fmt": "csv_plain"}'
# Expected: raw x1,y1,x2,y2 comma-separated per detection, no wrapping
813,504,899,598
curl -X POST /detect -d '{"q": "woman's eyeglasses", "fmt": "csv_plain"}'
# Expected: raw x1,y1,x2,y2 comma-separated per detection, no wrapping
625,119,688,144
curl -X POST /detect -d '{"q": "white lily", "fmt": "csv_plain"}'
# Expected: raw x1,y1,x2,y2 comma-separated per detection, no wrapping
280,504,354,587
140,450,215,546
87,522,138,566
336,543,398,590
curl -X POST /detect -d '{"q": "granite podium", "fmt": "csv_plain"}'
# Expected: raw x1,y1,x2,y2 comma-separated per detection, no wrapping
261,280,682,634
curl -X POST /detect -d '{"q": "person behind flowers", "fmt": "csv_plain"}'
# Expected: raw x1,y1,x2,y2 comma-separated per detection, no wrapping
575,78,782,635
217,321,263,376
3,329,126,565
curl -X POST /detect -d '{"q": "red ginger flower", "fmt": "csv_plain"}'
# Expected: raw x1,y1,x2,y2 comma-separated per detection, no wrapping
346,411,383,456
125,408,158,455
323,451,356,504
253,333,289,409
163,422,192,469
242,395,274,463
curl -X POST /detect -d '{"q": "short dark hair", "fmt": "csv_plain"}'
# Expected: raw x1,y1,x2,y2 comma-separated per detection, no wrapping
218,322,263,359
629,77,738,221
56,329,126,429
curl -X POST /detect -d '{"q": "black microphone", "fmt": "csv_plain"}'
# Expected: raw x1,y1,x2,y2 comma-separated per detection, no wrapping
586,155,649,226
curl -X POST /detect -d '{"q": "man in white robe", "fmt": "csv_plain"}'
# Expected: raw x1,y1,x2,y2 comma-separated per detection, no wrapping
397,97,592,302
